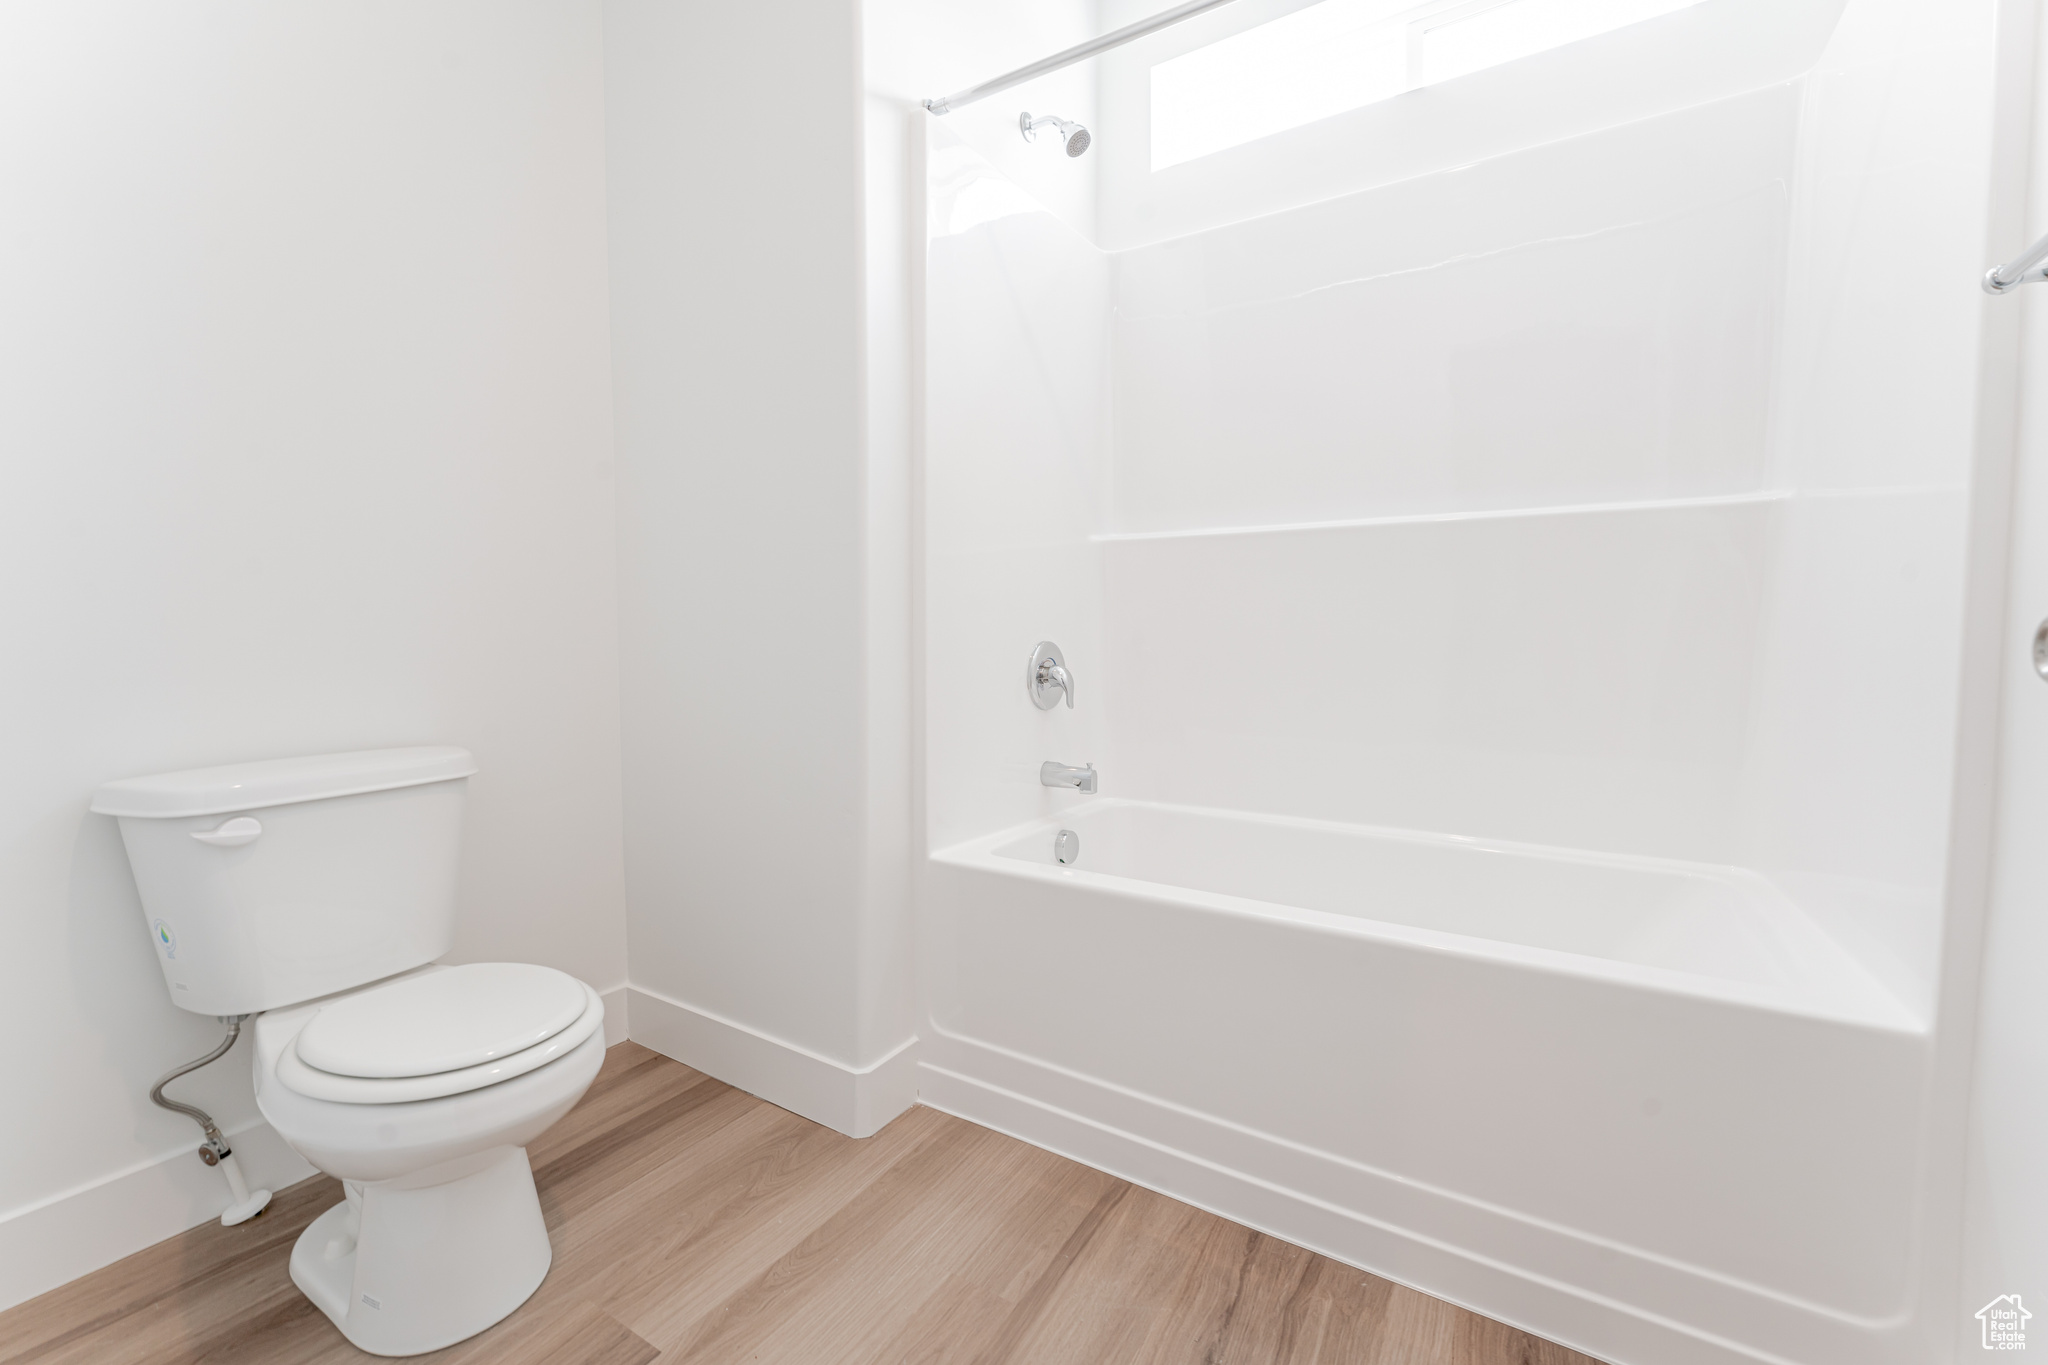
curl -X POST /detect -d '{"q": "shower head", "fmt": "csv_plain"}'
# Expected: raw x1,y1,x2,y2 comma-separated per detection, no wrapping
1020,112,1091,157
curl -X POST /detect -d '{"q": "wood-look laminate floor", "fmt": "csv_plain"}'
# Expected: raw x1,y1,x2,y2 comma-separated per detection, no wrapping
0,1043,1602,1365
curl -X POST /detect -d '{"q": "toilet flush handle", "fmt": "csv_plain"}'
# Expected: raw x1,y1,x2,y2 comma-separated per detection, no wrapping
191,816,262,848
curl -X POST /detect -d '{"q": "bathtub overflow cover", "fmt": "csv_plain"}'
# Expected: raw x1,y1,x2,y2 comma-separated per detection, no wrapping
1054,829,1079,866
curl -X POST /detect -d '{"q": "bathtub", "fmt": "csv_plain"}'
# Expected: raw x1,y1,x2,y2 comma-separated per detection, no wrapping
919,799,1930,1365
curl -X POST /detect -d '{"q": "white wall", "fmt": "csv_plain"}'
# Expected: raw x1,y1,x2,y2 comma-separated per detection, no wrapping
923,128,1116,854
919,0,2003,899
1095,85,1796,866
1965,408,2048,1349
1102,501,1777,860
1106,88,1793,530
1963,0,2048,1341
867,0,1102,244
1093,0,1845,251
1737,0,2006,1028
866,0,1111,873
0,0,626,1311
607,0,919,1137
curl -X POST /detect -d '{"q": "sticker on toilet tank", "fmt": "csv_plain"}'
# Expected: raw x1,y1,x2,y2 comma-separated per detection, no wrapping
152,919,176,959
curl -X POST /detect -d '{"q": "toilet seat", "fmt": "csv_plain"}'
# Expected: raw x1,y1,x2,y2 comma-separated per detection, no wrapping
257,1015,606,1184
297,962,589,1078
277,967,604,1105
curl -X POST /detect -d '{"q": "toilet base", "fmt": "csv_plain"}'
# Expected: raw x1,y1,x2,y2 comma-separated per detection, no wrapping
290,1144,551,1357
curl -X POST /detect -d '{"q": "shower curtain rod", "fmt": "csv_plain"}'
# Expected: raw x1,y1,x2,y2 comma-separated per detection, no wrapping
923,0,1248,116
1985,231,2048,293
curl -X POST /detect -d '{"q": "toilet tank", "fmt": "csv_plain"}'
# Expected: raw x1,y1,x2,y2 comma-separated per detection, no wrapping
91,747,477,1016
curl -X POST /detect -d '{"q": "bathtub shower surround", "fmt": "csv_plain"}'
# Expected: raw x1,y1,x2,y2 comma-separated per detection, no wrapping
917,2,2007,1363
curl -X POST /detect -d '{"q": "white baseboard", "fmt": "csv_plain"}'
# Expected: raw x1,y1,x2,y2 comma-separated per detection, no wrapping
917,1031,1921,1365
599,983,630,1047
0,1118,318,1314
625,985,918,1138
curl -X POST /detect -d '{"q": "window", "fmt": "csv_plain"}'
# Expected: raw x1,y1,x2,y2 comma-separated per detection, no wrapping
1150,0,1710,170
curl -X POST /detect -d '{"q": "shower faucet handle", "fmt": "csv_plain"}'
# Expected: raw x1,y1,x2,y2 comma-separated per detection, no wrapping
1027,641,1074,709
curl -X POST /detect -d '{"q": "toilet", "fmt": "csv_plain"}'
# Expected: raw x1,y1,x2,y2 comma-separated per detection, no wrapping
91,746,603,1357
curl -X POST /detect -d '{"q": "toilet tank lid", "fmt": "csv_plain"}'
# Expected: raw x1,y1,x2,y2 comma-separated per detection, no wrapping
90,746,477,818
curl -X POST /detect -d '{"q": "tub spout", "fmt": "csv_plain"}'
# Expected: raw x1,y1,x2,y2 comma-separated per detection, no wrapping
1041,761,1097,793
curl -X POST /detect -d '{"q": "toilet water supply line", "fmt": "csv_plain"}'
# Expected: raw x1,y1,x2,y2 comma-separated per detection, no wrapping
149,1015,273,1226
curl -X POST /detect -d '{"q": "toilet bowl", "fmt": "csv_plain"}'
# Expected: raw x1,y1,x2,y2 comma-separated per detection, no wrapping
92,746,603,1357
253,964,604,1356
